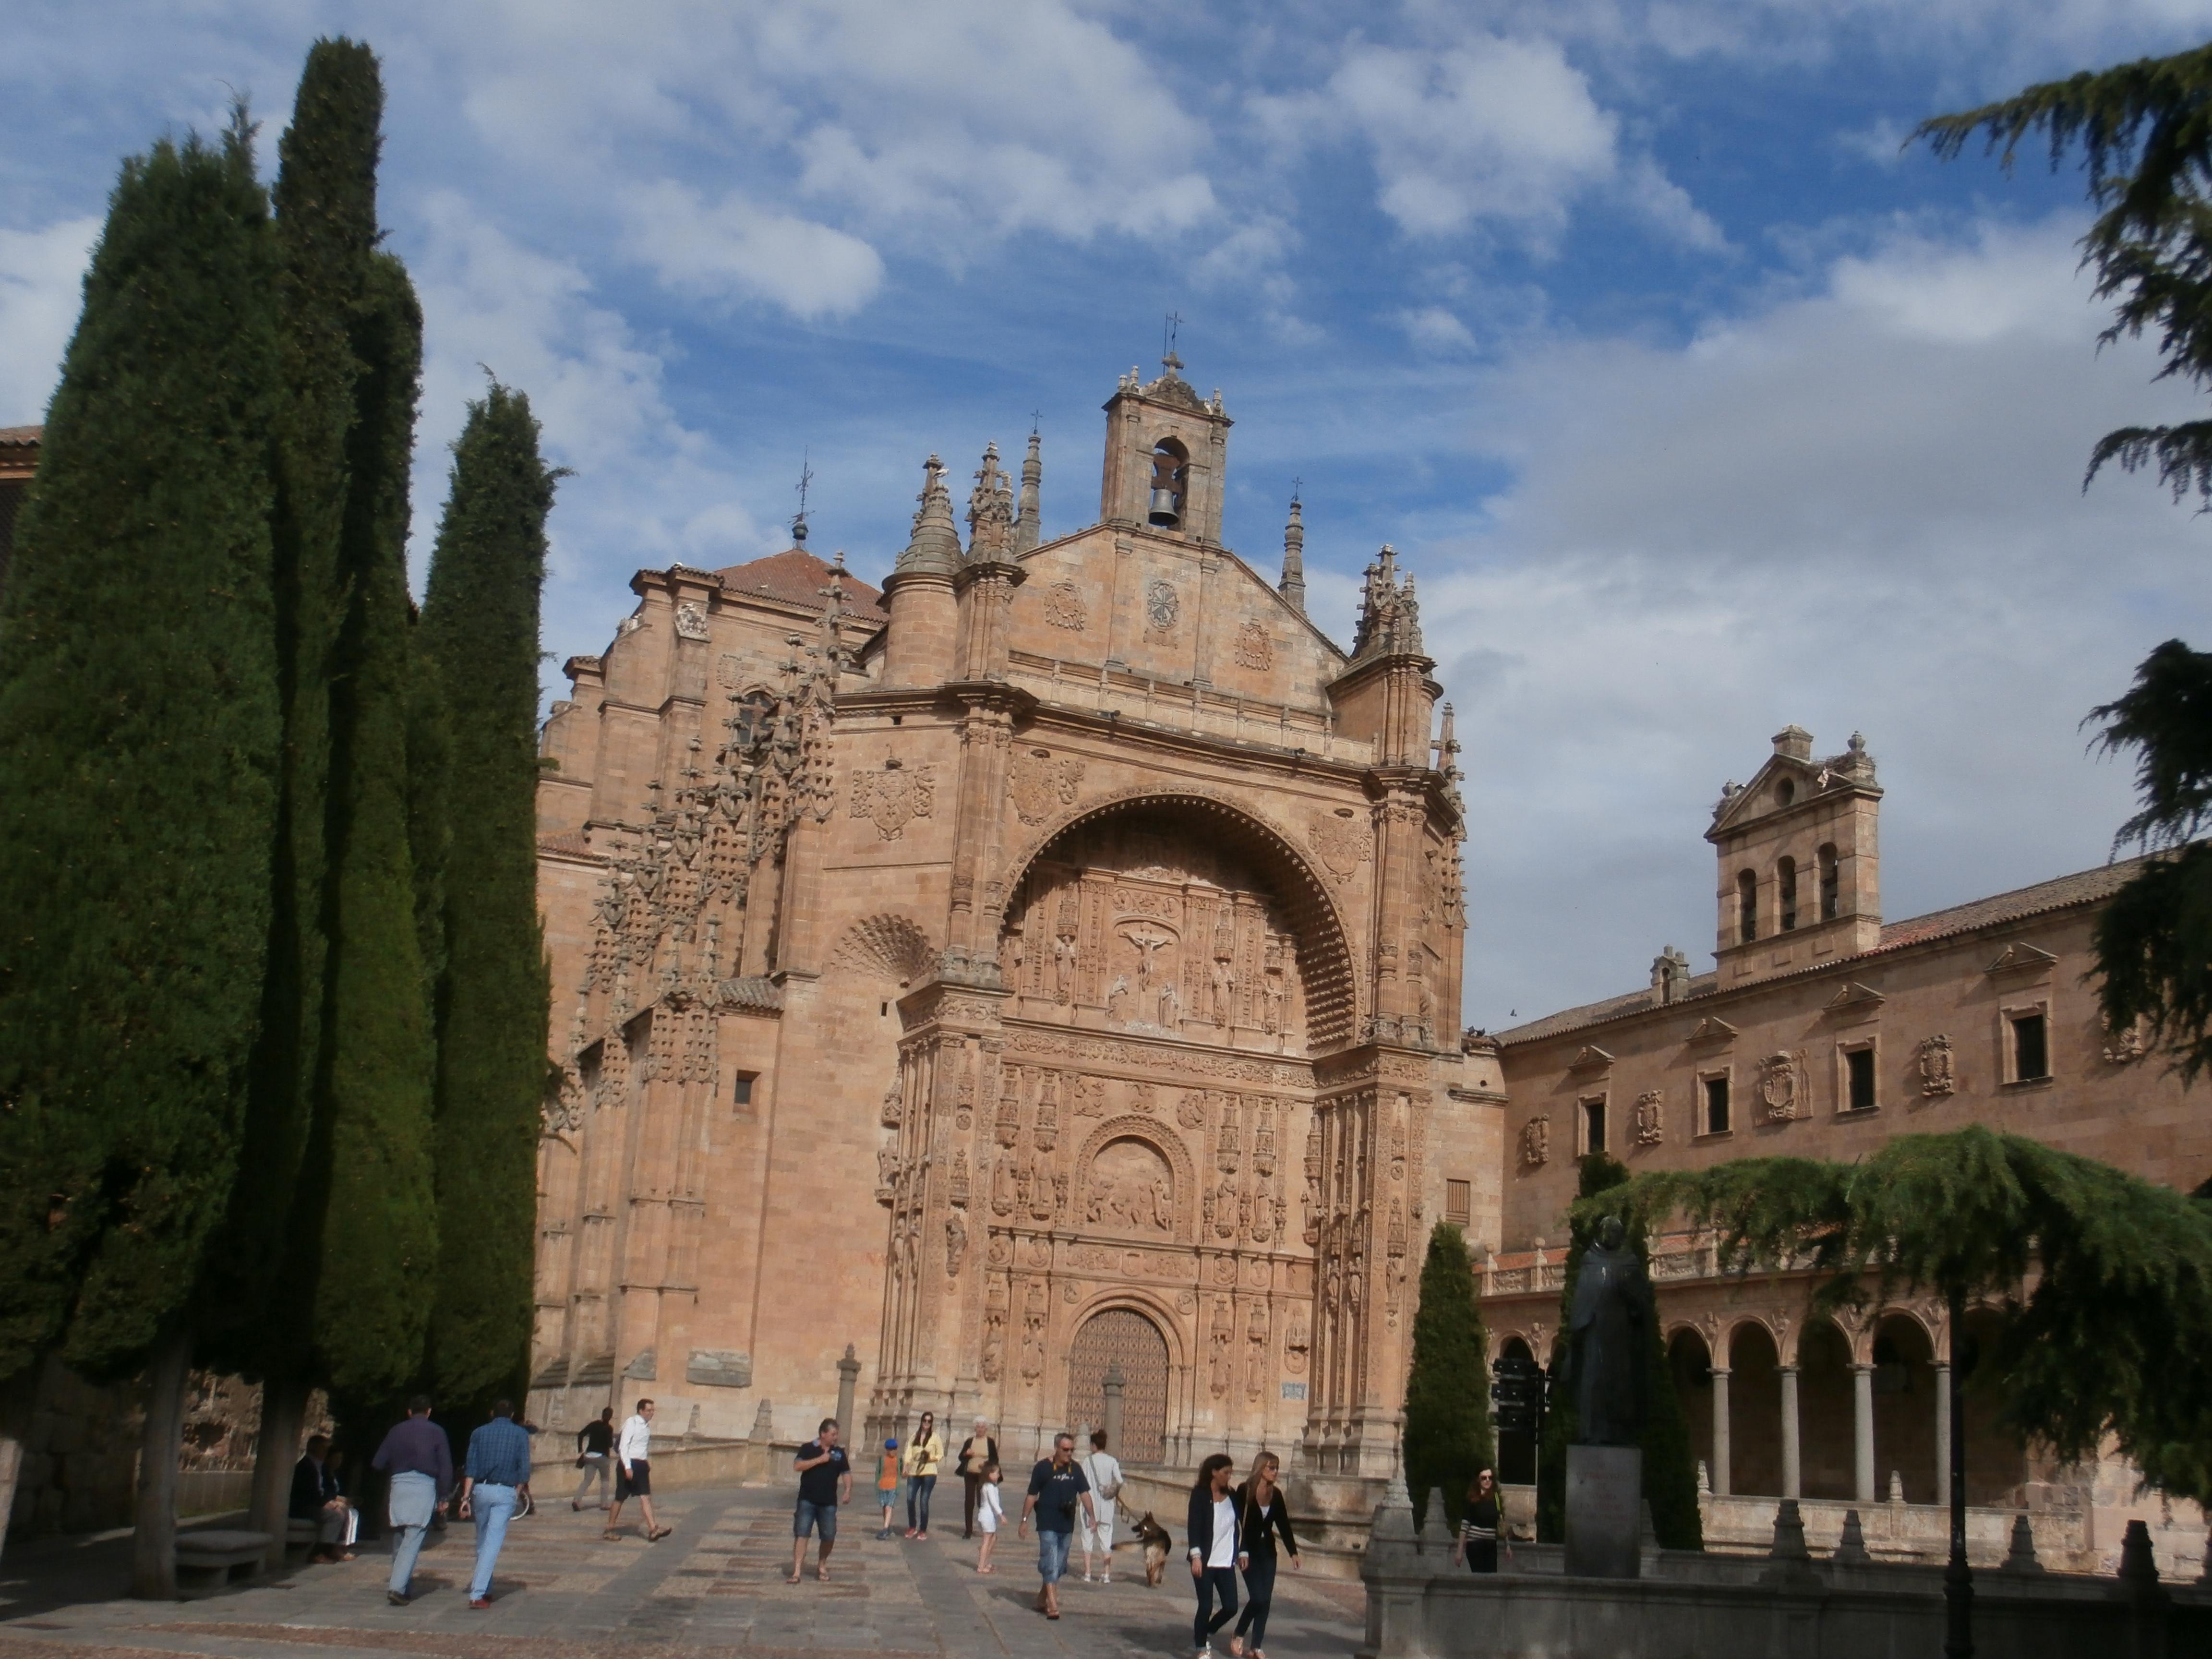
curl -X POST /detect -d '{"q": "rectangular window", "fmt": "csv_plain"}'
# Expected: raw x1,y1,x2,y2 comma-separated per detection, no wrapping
2010,1014,2049,1082
732,1071,757,1108
1581,1096,1608,1155
1444,1179,1472,1228
1845,1046,1876,1111
1702,1074,1731,1135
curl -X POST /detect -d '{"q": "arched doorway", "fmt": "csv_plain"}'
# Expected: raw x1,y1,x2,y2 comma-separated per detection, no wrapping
1667,1329,1714,1485
1067,1309,1169,1463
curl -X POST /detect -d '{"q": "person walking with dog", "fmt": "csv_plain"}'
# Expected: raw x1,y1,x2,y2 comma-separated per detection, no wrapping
1017,1431,1095,1620
1077,1428,1122,1582
1228,1450,1299,1659
1185,1453,1239,1658
573,1407,615,1511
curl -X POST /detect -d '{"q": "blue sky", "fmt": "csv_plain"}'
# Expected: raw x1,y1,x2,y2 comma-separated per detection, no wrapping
8,0,2212,1026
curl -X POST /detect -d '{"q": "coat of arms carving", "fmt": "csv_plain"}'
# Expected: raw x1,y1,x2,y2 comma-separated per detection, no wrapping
1520,1113,1550,1166
674,601,711,642
1146,580,1179,634
1234,619,1273,671
1634,1089,1664,1146
1760,1051,1801,1120
1307,808,1374,884
1918,1034,1955,1096
1044,579,1088,631
849,759,935,840
1009,747,1086,826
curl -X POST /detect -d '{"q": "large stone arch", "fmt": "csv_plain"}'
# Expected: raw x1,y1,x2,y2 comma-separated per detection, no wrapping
1061,1293,1182,1462
993,786,1360,1052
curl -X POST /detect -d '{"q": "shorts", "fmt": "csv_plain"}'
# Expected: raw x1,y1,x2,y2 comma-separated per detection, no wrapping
794,1498,839,1540
617,1460,651,1499
1037,1526,1073,1583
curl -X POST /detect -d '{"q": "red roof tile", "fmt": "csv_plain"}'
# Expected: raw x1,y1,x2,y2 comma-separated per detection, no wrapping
713,547,886,622
0,425,40,447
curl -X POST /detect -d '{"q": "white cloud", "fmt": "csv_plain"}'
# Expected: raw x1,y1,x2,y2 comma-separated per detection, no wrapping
0,217,96,426
1418,214,2212,1023
623,180,883,319
1398,305,1479,353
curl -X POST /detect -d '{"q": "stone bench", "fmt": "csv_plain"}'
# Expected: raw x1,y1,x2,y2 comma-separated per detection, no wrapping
173,1528,272,1596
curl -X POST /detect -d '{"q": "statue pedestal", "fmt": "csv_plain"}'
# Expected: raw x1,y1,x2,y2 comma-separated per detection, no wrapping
1564,1445,1642,1579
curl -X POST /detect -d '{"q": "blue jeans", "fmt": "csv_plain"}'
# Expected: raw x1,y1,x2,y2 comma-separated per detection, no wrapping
1036,1526,1073,1583
386,1471,436,1596
468,1483,518,1600
906,1472,937,1532
794,1497,838,1539
1193,1564,1238,1647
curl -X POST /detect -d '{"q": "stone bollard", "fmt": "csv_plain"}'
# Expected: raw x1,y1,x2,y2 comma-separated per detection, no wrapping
1101,1363,1125,1456
2117,1519,2160,1591
1833,1509,1871,1566
751,1398,774,1442
2001,1513,2044,1575
1761,1498,1819,1585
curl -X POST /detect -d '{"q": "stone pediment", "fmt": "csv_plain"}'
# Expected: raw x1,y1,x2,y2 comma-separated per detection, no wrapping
1686,1016,1738,1044
1569,1045,1615,1073
1824,982,1887,1016
1983,942,2058,976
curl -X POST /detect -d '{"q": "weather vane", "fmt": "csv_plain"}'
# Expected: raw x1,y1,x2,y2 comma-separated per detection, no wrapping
1290,475,1303,507
792,451,814,543
1162,311,1184,369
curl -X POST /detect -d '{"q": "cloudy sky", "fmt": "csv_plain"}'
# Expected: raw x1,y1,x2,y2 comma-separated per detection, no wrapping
7,1,2212,1028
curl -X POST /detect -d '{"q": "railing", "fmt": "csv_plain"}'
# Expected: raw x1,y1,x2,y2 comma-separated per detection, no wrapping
1006,653,1373,764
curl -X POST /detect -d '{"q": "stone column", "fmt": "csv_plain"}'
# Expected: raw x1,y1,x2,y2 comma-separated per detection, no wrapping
1933,1362,1952,1509
1779,1366,1802,1499
1852,1364,1876,1505
1102,1362,1126,1457
837,1344,861,1443
1709,1367,1732,1498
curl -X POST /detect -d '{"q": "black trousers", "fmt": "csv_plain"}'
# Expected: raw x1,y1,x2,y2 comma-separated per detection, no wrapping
1193,1564,1238,1647
1234,1548,1278,1647
963,1473,984,1537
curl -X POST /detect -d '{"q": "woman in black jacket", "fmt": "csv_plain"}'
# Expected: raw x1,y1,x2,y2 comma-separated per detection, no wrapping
1184,1454,1238,1657
1228,1451,1299,1658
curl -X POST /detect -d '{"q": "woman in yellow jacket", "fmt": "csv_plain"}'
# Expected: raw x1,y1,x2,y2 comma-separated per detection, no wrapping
901,1412,945,1539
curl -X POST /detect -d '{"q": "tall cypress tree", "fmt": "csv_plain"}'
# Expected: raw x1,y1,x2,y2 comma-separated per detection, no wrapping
418,384,558,1410
1401,1221,1493,1534
1536,1153,1703,1549
0,118,283,1593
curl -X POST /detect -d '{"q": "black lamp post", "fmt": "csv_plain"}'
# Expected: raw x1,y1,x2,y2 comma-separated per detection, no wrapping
1943,1285,1972,1658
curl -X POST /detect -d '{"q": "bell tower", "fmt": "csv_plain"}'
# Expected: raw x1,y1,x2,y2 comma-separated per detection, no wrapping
1098,354,1232,545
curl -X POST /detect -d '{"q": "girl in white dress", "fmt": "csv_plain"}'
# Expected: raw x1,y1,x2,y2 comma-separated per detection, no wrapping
975,1462,1005,1574
1078,1429,1124,1583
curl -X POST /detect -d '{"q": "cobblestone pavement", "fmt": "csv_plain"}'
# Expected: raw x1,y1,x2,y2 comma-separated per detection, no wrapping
0,1489,1366,1659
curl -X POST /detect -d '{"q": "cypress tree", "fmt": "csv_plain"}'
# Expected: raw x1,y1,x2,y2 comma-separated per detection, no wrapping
1536,1153,1703,1549
418,384,559,1410
0,117,283,1593
1401,1221,1493,1535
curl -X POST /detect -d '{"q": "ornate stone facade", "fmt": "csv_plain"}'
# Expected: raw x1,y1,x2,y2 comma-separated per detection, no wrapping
529,360,1495,1480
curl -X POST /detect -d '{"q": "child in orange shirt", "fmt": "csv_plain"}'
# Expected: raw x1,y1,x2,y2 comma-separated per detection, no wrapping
875,1439,901,1540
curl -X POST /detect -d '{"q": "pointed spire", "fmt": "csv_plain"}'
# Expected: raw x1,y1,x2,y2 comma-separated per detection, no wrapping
1279,492,1306,615
1013,428,1042,553
966,442,1014,559
897,453,960,575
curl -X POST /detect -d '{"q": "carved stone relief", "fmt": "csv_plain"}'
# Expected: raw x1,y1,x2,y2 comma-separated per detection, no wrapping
1082,1137,1176,1235
2102,1017,2149,1065
674,601,711,641
1919,1034,1955,1097
1234,620,1274,671
1634,1089,1665,1146
1521,1113,1550,1167
1010,748,1086,826
1760,1052,1802,1121
1146,580,1179,635
1044,578,1088,631
1307,808,1374,885
849,759,936,841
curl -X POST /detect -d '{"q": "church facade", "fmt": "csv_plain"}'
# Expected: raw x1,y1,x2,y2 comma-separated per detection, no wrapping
527,360,1497,1480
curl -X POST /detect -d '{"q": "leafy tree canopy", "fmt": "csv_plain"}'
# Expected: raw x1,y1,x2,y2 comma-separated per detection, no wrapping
1575,1127,2212,1506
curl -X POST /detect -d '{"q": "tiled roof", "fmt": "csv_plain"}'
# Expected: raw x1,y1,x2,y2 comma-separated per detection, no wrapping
537,831,596,859
0,425,40,447
1494,854,2157,1047
713,547,887,623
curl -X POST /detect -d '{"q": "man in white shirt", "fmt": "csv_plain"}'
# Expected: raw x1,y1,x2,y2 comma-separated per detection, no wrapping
606,1398,670,1542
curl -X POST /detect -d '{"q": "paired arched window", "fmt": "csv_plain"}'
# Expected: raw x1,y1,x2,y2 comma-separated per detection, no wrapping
1818,843,1839,921
1777,856,1798,932
1736,869,1757,944
1148,438,1188,528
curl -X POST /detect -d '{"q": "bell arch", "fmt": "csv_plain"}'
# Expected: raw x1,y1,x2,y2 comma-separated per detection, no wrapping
993,787,1360,1051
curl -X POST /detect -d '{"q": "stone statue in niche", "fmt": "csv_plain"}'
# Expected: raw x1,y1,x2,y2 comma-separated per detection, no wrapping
945,1211,968,1277
1564,1216,1653,1447
1210,957,1233,1026
1263,972,1286,1034
1151,1178,1175,1232
1158,980,1179,1026
1919,1033,1955,1096
1284,1316,1309,1375
982,1283,1007,1381
1244,1305,1270,1401
1053,933,1077,1003
1107,975,1132,1022
1208,1300,1234,1397
877,1142,901,1201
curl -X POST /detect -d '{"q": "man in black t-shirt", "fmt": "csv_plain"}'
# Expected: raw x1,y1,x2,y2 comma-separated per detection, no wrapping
1017,1432,1095,1620
573,1407,615,1511
789,1418,853,1584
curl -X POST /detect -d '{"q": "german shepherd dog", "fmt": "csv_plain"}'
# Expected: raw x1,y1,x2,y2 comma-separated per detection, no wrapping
1133,1512,1174,1586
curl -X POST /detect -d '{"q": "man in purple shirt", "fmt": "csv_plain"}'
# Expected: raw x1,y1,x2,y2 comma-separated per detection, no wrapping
371,1395,453,1605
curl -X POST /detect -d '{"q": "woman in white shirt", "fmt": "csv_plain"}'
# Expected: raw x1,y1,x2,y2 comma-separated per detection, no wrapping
1077,1429,1123,1582
1184,1454,1238,1659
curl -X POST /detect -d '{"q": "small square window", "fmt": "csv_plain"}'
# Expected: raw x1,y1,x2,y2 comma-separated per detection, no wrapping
1444,1179,1472,1228
2010,1013,2049,1082
1581,1096,1607,1155
732,1071,757,1108
1702,1075,1731,1135
1844,1046,1877,1112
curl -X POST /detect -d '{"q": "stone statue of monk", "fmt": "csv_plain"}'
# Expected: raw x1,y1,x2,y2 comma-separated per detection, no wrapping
1565,1215,1651,1447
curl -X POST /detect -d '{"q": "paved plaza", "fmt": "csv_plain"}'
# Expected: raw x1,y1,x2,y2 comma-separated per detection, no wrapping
0,1488,1366,1659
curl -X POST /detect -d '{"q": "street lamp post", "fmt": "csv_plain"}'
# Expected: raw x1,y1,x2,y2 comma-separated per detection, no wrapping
1943,1286,1972,1659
